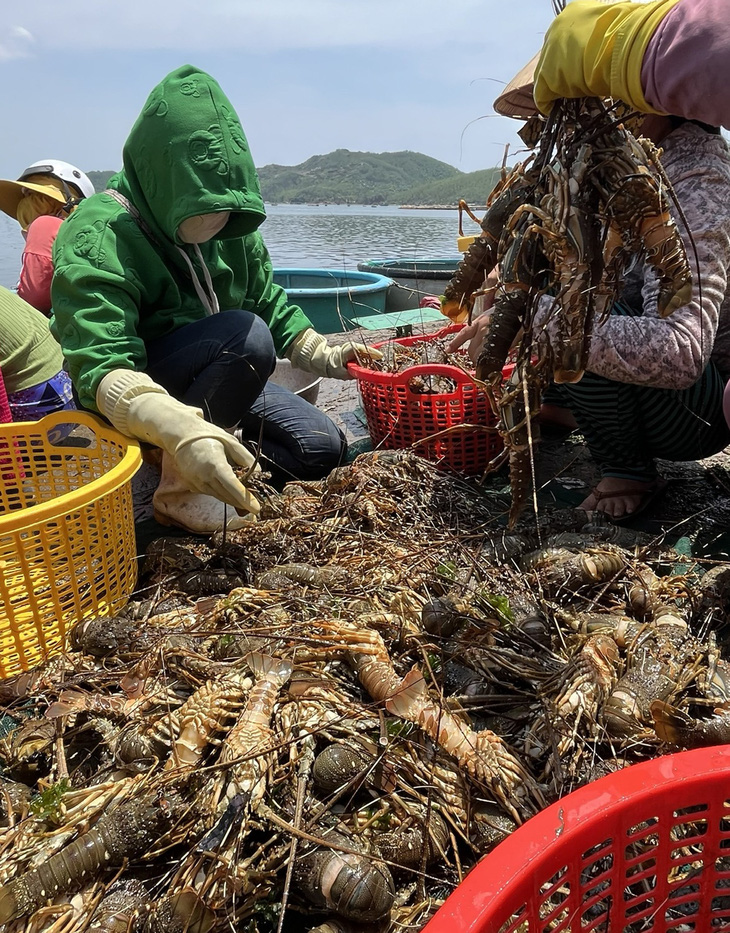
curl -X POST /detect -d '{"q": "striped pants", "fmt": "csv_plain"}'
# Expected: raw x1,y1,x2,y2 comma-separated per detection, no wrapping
542,294,730,481
546,363,730,482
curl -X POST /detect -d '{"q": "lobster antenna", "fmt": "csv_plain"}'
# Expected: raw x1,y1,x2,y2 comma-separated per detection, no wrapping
501,142,510,172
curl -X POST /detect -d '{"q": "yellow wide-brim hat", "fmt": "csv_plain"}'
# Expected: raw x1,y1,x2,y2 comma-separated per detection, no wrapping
0,174,67,220
493,53,540,120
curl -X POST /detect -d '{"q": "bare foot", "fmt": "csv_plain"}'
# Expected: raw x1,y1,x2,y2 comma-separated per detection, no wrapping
579,476,660,521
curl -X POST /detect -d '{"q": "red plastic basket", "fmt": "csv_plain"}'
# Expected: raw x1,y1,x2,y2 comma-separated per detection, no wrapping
348,326,506,475
423,746,730,933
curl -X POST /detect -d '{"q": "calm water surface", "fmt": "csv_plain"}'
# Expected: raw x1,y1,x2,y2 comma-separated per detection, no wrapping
0,204,467,290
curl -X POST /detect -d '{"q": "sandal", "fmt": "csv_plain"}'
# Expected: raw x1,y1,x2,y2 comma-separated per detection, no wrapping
584,478,670,525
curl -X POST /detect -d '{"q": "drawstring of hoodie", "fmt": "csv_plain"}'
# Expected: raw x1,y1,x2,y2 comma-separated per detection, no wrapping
176,244,221,315
195,244,221,314
103,189,222,317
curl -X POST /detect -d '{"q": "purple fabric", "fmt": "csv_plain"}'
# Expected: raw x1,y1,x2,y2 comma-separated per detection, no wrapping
0,371,10,424
8,371,77,445
7,370,75,423
641,0,730,128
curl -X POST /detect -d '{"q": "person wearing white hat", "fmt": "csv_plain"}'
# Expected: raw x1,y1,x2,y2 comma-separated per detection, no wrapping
0,160,94,315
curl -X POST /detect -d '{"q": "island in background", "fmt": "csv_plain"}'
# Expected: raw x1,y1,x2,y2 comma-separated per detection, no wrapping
86,150,503,209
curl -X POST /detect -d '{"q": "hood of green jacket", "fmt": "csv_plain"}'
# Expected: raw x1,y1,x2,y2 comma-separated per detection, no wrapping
111,64,267,247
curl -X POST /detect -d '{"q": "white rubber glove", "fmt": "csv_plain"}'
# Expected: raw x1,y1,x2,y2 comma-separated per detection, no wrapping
96,370,260,516
286,328,384,380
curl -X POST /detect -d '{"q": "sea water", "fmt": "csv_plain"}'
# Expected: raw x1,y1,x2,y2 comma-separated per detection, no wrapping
0,204,468,291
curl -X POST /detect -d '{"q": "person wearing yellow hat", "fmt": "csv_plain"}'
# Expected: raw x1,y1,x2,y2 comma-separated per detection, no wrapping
452,35,730,523
0,160,94,315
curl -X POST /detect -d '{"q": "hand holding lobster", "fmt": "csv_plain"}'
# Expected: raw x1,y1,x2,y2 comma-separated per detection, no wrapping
446,267,500,364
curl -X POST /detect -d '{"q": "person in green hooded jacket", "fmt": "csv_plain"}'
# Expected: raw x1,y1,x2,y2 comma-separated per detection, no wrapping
50,64,381,534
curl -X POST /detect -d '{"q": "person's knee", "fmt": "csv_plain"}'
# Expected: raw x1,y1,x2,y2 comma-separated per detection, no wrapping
294,425,347,479
218,311,276,381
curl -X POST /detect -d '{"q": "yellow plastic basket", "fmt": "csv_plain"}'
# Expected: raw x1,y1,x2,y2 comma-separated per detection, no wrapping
0,410,142,678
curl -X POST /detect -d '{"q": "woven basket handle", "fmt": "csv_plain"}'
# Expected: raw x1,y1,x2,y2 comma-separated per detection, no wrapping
385,364,487,400
23,409,108,436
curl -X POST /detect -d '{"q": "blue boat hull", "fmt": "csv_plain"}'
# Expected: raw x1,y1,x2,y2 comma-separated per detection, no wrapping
357,258,462,311
273,268,393,333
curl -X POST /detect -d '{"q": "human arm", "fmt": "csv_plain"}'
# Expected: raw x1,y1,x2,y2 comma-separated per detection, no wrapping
534,128,730,390
18,216,63,315
533,0,730,128
51,209,152,410
640,0,730,129
96,371,260,514
51,259,148,410
445,268,499,365
223,233,383,378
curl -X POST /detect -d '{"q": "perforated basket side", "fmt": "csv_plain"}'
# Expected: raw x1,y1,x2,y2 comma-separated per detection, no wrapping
423,746,730,933
0,412,141,677
357,374,502,474
350,326,506,475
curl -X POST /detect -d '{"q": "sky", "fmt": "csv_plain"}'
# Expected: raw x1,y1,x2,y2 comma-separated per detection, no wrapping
0,0,556,181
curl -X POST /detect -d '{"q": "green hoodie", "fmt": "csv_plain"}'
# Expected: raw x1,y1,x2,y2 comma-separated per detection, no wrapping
51,64,312,412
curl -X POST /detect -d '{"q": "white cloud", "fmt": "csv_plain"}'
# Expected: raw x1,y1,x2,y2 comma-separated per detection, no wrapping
0,25,33,61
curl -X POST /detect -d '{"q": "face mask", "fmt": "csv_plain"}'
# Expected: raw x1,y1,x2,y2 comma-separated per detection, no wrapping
177,211,231,244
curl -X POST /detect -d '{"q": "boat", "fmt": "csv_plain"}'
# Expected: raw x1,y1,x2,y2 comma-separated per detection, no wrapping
272,268,393,333
273,263,458,335
356,257,462,311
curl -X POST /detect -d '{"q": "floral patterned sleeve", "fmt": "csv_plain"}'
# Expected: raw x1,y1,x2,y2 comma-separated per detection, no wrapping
535,124,730,390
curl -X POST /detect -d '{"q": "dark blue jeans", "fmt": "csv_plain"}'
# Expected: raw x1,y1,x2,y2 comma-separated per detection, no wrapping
144,311,347,482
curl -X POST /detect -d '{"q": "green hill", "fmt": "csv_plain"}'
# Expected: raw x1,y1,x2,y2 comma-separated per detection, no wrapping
257,149,502,206
399,167,504,208
257,149,460,205
87,170,117,192
85,150,504,206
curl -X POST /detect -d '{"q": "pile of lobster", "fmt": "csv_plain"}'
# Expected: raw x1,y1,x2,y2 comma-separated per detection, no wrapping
0,451,728,932
442,99,693,526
